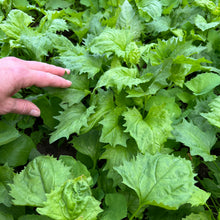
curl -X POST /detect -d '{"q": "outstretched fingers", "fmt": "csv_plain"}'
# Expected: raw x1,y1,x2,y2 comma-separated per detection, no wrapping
22,70,72,89
24,60,70,76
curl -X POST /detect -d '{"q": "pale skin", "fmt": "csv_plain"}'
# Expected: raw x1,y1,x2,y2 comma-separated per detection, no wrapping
0,57,72,117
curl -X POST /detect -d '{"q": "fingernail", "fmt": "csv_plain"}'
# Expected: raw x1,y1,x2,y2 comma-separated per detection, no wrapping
65,69,71,74
30,109,40,117
66,80,72,86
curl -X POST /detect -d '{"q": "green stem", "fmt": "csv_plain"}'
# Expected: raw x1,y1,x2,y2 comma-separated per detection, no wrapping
205,203,215,220
210,197,219,215
129,204,143,220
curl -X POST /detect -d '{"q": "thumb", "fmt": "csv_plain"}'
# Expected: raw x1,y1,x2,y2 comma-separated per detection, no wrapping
5,98,41,117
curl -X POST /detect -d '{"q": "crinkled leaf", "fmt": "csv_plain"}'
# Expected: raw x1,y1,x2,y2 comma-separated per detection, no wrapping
9,156,72,206
37,177,102,220
173,119,216,161
185,73,220,95
201,96,220,128
50,103,95,143
0,134,35,167
45,0,74,10
115,153,196,209
0,121,20,146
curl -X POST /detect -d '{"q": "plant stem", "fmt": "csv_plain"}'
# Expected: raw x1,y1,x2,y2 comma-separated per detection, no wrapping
205,203,216,220
129,204,143,220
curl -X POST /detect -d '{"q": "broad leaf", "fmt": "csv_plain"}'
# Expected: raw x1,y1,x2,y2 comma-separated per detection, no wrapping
9,156,72,206
123,106,172,154
201,96,220,128
0,121,20,146
115,153,196,209
185,73,220,95
173,119,216,161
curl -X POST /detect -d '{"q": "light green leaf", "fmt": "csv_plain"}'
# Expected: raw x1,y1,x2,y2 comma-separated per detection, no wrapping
47,74,90,106
9,156,72,206
182,212,212,220
0,134,35,167
90,28,134,58
0,121,20,146
100,193,127,220
0,9,33,39
45,0,74,10
99,107,129,147
116,0,143,38
201,96,220,128
115,153,196,209
123,106,172,154
173,119,216,161
96,67,146,92
50,103,95,143
185,73,220,95
135,0,162,21
37,177,102,220
59,155,91,181
195,14,219,31
18,215,52,220
58,53,103,79
188,187,210,207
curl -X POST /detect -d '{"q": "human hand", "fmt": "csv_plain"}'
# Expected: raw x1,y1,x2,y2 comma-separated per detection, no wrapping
0,57,72,117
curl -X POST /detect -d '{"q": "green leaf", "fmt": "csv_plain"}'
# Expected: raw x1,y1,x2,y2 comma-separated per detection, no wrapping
135,0,162,21
182,212,212,220
59,155,91,180
116,0,143,38
37,177,102,220
0,121,20,146
100,193,127,220
123,106,172,154
58,53,103,79
70,129,103,163
96,67,146,92
90,28,134,58
47,74,90,106
115,153,196,210
0,9,33,39
173,119,216,161
195,14,219,31
201,96,220,128
18,215,52,220
50,103,95,143
9,156,72,206
185,73,220,95
99,107,129,147
45,0,74,10
188,187,210,207
0,134,35,167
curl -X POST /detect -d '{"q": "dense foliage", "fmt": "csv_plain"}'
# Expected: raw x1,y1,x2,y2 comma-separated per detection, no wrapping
0,0,220,219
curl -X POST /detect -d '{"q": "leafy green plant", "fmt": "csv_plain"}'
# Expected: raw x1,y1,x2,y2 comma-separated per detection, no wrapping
0,0,220,219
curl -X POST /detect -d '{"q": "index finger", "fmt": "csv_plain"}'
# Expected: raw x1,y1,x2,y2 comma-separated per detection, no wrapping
24,60,70,76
